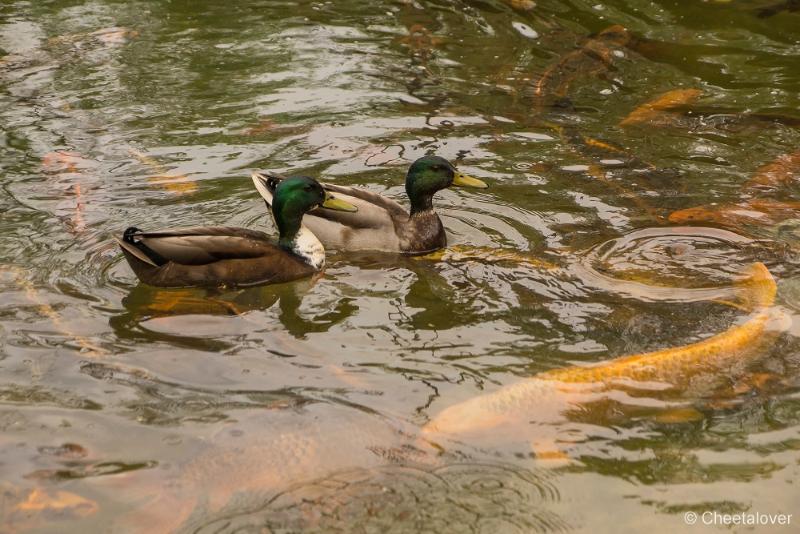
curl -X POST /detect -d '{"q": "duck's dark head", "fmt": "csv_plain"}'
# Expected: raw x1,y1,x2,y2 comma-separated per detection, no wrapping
272,176,356,245
405,155,487,215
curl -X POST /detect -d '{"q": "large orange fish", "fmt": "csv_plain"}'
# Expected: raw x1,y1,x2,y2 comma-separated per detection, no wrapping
424,263,784,441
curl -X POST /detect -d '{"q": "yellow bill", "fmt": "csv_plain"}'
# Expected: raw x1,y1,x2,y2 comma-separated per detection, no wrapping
452,171,488,189
321,193,358,212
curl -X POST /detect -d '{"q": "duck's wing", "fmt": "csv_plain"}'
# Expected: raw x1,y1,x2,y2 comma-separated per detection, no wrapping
252,172,408,229
320,183,407,225
117,226,279,266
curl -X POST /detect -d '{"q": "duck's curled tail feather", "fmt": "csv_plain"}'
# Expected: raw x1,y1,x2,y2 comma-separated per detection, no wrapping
116,227,166,267
251,171,285,209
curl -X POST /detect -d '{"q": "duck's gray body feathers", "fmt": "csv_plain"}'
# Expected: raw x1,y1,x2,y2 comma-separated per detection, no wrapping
253,172,446,254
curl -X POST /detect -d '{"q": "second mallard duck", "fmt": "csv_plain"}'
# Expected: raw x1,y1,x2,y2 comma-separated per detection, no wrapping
252,155,487,254
116,176,356,288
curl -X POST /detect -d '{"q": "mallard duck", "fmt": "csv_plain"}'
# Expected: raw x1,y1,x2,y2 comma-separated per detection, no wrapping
116,176,357,287
251,155,487,254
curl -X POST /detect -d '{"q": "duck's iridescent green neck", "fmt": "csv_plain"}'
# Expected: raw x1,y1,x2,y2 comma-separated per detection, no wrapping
273,200,303,249
405,156,454,215
408,191,435,215
272,187,325,269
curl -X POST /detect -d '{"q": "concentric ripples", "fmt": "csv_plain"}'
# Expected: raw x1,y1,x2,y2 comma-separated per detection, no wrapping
194,463,567,534
571,226,764,301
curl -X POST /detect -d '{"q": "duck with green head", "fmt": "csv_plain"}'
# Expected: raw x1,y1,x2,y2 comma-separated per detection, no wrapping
252,155,488,254
116,176,357,287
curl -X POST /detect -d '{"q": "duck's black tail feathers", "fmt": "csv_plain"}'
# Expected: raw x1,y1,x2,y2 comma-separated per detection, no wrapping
116,227,167,267
251,171,285,210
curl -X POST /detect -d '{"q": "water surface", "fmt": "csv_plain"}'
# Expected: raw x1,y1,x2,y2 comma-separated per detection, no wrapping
1,0,800,532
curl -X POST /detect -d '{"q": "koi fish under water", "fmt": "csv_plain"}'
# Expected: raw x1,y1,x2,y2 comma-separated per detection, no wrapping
27,265,785,532
668,198,800,228
744,148,800,193
129,148,198,195
423,263,786,451
531,25,632,107
619,88,703,127
755,0,800,18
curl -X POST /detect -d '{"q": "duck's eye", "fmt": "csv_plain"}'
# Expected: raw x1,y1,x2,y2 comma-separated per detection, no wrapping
304,185,314,192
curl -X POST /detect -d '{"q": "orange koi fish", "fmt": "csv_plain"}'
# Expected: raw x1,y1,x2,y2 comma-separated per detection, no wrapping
2,487,98,532
669,199,800,227
417,245,559,270
424,263,784,439
532,25,631,105
129,148,197,195
619,88,703,127
743,149,800,192
2,267,106,358
42,151,94,232
398,24,444,55
503,0,536,11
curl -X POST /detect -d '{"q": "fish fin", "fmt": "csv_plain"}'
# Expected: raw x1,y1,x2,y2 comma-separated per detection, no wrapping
531,439,572,465
711,299,751,312
653,406,704,424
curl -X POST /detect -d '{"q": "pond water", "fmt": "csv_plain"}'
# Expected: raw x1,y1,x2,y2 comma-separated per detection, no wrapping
1,0,799,532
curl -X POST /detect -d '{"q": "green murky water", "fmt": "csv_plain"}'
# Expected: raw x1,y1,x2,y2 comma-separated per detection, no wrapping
2,0,799,532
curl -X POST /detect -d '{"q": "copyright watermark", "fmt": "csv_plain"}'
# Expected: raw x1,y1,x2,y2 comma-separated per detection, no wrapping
684,511,792,527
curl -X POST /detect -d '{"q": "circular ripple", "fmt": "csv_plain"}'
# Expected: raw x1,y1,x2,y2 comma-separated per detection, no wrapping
512,162,533,171
192,463,567,534
572,226,760,303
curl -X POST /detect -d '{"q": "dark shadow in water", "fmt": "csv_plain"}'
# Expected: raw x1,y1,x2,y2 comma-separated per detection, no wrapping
108,279,360,347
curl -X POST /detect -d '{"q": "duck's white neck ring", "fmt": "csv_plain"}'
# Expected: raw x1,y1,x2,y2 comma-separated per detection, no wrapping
291,224,325,270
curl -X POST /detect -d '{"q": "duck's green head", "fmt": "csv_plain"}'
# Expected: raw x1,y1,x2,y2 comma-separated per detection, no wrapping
405,155,487,214
273,176,356,246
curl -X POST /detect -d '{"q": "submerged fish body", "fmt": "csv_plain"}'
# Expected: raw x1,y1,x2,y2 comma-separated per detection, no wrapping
744,149,800,193
669,199,800,228
756,0,800,18
112,404,428,533
424,263,784,445
531,25,632,106
619,88,703,127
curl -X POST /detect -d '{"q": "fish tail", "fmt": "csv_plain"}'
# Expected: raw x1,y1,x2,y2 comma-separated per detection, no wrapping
734,262,776,311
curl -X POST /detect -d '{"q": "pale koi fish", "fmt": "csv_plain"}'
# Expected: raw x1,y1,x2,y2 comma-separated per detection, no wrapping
424,263,784,441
